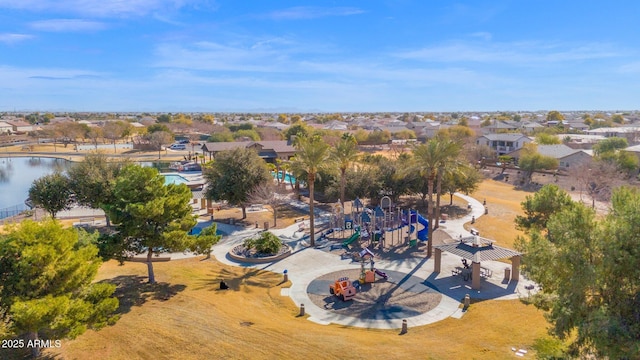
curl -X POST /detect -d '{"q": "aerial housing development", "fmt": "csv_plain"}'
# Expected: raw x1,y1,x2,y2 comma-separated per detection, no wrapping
1,1,640,359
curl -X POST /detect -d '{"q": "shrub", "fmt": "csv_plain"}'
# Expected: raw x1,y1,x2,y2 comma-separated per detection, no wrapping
243,231,282,255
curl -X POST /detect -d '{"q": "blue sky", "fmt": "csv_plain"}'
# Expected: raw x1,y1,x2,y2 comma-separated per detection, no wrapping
1,1,640,112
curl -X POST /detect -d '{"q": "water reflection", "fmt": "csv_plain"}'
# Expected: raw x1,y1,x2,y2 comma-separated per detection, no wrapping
0,157,71,208
0,159,13,183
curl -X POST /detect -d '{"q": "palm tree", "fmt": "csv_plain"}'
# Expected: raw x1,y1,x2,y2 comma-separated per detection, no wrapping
331,133,359,208
291,134,332,247
410,138,461,257
433,140,462,232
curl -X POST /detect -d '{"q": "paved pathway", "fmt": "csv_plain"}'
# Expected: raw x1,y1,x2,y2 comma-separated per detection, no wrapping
207,193,538,330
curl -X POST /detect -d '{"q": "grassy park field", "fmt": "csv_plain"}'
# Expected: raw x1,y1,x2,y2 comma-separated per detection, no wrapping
34,256,547,360
465,180,530,249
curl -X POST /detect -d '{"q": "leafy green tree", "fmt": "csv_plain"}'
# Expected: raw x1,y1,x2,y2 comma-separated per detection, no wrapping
102,165,197,283
277,114,288,124
518,144,559,184
515,184,574,232
392,129,417,140
546,110,565,121
0,220,118,358
366,130,391,145
147,123,171,133
593,137,628,156
611,114,624,124
441,164,482,205
157,114,172,123
516,187,640,358
291,134,333,247
226,123,253,132
189,224,222,259
208,131,234,142
436,125,475,141
284,121,310,141
67,153,127,227
331,133,359,207
243,231,282,255
204,148,271,219
535,133,561,145
28,172,73,218
233,129,261,141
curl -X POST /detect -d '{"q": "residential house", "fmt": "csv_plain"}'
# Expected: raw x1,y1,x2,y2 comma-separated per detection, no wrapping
565,122,589,131
200,140,296,162
586,126,640,143
476,133,532,155
6,120,34,132
509,144,592,169
559,134,606,150
0,121,12,134
482,120,519,134
519,121,544,133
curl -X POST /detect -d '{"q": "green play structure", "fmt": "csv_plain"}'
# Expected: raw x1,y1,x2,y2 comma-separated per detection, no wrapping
342,229,360,248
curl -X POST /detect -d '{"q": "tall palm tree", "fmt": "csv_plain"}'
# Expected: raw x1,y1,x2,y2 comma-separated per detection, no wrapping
331,133,359,208
410,138,461,257
291,134,332,247
433,140,462,232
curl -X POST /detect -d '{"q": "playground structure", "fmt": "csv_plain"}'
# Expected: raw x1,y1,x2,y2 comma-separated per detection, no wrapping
357,247,389,284
329,277,358,301
331,196,429,250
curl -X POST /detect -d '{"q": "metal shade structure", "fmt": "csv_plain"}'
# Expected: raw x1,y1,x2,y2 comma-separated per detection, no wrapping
433,235,522,290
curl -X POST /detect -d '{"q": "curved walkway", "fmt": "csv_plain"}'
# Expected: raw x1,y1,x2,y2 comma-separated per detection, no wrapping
209,193,538,330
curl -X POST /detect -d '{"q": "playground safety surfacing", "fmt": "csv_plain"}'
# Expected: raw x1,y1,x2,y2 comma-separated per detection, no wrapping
306,269,442,320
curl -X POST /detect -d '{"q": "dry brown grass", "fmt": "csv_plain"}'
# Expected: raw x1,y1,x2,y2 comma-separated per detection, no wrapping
213,204,306,230
24,257,548,360
465,180,530,250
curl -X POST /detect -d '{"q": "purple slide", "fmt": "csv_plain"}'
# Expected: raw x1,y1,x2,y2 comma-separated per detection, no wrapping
374,269,388,280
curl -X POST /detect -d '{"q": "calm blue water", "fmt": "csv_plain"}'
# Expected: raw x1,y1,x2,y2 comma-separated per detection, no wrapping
163,174,188,185
0,157,71,209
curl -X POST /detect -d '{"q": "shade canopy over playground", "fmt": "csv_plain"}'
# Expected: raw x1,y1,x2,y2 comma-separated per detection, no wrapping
432,235,522,290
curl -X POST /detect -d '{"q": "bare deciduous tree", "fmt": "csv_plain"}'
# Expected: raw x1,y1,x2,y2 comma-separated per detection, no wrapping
570,161,623,208
248,182,289,227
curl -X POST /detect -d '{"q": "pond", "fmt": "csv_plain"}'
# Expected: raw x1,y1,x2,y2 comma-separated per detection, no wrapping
0,157,188,219
0,157,71,217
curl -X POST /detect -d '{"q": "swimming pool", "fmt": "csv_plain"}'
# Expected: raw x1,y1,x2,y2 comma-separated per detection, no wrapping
271,171,297,184
163,174,189,186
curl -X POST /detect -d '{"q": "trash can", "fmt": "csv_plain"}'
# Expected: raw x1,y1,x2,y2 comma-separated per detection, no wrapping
504,267,511,281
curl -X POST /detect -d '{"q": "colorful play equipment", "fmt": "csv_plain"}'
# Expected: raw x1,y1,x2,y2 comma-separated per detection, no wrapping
329,277,357,301
342,228,361,248
357,247,389,284
330,196,431,249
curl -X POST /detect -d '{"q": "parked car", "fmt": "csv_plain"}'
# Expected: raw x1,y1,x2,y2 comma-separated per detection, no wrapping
169,144,186,150
177,139,190,144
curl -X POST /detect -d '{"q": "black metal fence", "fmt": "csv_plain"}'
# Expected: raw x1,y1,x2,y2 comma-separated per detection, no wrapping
0,203,29,220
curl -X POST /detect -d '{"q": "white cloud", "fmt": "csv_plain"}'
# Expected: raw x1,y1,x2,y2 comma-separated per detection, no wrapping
29,19,107,32
0,0,207,18
396,40,621,65
618,62,640,74
0,33,34,44
258,6,364,20
470,32,492,41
